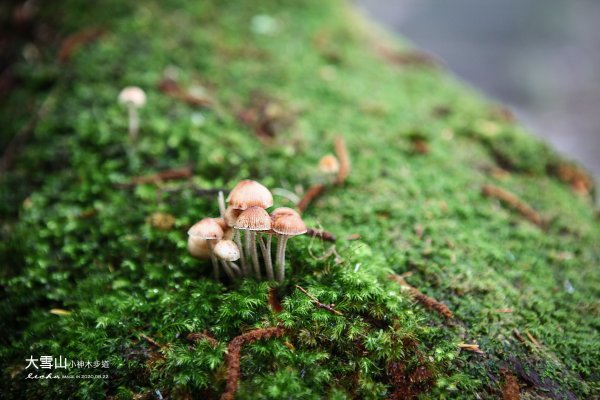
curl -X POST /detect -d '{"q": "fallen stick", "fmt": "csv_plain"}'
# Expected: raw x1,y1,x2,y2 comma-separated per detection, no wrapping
333,136,350,185
295,285,343,316
389,274,453,319
221,327,285,400
297,183,326,212
481,184,543,227
158,77,213,107
186,331,219,348
58,27,106,62
116,166,193,187
305,228,336,242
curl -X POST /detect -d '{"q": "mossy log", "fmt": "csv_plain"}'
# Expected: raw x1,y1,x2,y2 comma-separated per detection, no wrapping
1,0,598,399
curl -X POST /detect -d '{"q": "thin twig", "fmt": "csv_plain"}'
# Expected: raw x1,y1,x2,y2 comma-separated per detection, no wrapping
186,331,219,348
305,228,336,242
58,27,106,62
389,274,453,319
295,285,343,316
297,183,326,212
482,184,543,227
140,333,162,348
221,327,285,400
116,166,193,187
334,136,350,185
458,343,485,354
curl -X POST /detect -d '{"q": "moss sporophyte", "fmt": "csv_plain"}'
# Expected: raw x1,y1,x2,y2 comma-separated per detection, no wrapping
188,180,307,283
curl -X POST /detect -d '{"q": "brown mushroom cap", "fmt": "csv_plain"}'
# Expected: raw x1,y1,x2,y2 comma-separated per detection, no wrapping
213,240,241,261
272,212,307,236
224,206,242,227
226,179,273,210
187,236,211,259
234,206,272,231
270,207,301,220
318,154,340,174
187,218,224,240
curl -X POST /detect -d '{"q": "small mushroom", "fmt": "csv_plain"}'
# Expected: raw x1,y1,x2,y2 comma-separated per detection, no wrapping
226,179,273,210
187,236,211,259
224,206,247,275
213,240,242,280
318,154,340,175
271,207,307,282
234,206,271,279
188,217,224,279
118,86,146,141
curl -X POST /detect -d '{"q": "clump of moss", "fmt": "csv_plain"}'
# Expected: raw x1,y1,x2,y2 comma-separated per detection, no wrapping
1,0,599,398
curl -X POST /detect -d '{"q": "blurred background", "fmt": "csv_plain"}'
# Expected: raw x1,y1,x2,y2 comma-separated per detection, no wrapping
357,0,600,180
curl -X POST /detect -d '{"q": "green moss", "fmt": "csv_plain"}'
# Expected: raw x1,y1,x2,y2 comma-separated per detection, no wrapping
1,0,599,398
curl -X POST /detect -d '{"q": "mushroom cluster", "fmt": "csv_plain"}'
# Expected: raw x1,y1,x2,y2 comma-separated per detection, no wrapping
187,180,307,283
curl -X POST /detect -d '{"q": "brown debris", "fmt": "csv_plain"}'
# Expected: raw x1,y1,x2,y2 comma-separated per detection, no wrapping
513,329,527,344
377,45,441,69
411,138,429,155
305,228,337,242
489,106,516,123
458,343,485,355
481,184,544,227
268,287,283,313
140,333,162,349
550,162,594,196
333,136,351,185
501,370,521,400
387,360,434,399
117,166,193,187
221,327,285,400
158,77,213,107
186,331,219,348
146,212,176,230
525,331,541,349
237,92,293,140
295,285,343,316
58,27,106,62
389,274,453,319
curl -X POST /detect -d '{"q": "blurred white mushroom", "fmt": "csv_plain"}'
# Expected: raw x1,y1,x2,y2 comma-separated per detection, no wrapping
118,86,146,140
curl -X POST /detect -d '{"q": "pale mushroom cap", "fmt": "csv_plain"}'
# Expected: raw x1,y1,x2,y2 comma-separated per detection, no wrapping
270,207,300,220
224,206,242,227
234,206,272,231
226,179,273,210
318,154,340,174
118,86,146,107
213,240,240,261
187,236,211,259
187,218,224,240
272,213,307,236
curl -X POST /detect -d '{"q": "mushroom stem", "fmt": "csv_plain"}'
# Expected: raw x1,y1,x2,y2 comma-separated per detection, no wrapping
228,261,242,277
275,235,289,282
128,104,139,141
220,260,236,280
247,231,262,279
207,240,220,280
234,229,248,276
218,191,226,219
258,234,274,281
